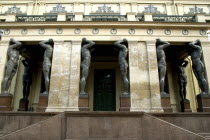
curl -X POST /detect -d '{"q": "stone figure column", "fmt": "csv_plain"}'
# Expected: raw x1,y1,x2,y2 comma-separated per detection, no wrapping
21,59,33,101
79,38,95,96
187,40,208,95
177,59,188,101
114,39,130,96
1,38,22,94
156,38,170,95
0,29,3,40
18,59,33,111
0,38,22,111
176,59,192,112
39,39,53,95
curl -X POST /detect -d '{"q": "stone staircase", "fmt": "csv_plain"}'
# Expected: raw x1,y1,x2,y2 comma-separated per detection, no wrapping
0,112,209,140
151,112,210,140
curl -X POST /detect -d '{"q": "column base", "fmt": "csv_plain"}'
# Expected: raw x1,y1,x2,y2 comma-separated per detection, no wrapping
37,94,48,112
197,94,210,112
18,99,29,111
119,94,130,111
180,100,192,112
0,93,13,111
161,94,172,112
79,94,90,111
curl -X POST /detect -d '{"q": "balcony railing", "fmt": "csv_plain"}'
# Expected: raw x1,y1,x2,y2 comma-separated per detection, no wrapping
153,15,196,22
136,15,144,21
83,15,127,21
16,15,57,22
66,14,74,21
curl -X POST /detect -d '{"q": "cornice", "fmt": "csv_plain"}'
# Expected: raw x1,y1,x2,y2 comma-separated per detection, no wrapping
0,22,209,30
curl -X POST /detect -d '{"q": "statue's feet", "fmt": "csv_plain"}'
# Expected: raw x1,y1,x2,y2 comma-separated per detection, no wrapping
41,91,48,95
20,98,28,102
182,99,190,102
121,92,129,96
161,92,168,95
80,92,88,96
200,92,208,95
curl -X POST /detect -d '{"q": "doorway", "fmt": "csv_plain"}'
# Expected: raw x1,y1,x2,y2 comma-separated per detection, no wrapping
94,69,116,111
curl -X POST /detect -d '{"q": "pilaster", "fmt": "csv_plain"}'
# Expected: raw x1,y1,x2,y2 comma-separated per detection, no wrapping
120,3,126,15
131,2,137,13
146,41,163,112
57,13,66,21
85,3,91,15
6,14,16,22
74,12,84,21
126,12,136,21
144,13,153,22
0,4,2,14
165,3,172,15
27,2,34,15
68,41,81,111
195,13,206,23
129,41,151,112
46,41,72,112
176,3,184,15
38,2,45,15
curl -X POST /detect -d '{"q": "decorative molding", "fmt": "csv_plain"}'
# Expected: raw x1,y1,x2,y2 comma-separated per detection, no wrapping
147,29,153,35
200,30,207,36
92,28,99,34
128,29,135,34
110,28,117,34
56,28,63,34
4,29,10,35
38,29,45,35
74,28,81,34
182,29,189,35
96,4,114,13
21,29,28,35
143,4,160,14
5,5,22,14
164,29,171,35
49,4,67,13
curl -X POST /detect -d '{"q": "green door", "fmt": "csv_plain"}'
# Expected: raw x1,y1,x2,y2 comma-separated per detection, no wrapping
94,69,116,111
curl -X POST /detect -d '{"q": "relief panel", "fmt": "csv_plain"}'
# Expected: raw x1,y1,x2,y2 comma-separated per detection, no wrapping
137,4,166,14
45,4,73,13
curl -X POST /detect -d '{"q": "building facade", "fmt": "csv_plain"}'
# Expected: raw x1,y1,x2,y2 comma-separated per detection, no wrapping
0,0,210,113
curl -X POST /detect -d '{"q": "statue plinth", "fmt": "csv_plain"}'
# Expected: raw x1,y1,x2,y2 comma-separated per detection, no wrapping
119,94,130,111
37,94,48,112
18,99,29,111
161,94,172,112
0,93,13,111
180,100,192,112
79,94,90,111
197,94,210,112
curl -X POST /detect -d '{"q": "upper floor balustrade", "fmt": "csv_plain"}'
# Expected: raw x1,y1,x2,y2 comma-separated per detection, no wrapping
153,15,196,22
2,13,205,23
83,15,127,21
16,15,57,22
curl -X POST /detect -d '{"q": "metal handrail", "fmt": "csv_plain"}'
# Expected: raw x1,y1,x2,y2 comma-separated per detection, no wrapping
152,15,196,22
16,15,57,22
83,15,127,21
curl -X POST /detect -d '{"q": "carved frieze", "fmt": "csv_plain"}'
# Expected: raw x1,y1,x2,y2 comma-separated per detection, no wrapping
45,4,73,13
50,4,67,13
5,5,22,14
184,5,208,15
138,4,166,14
91,4,119,13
